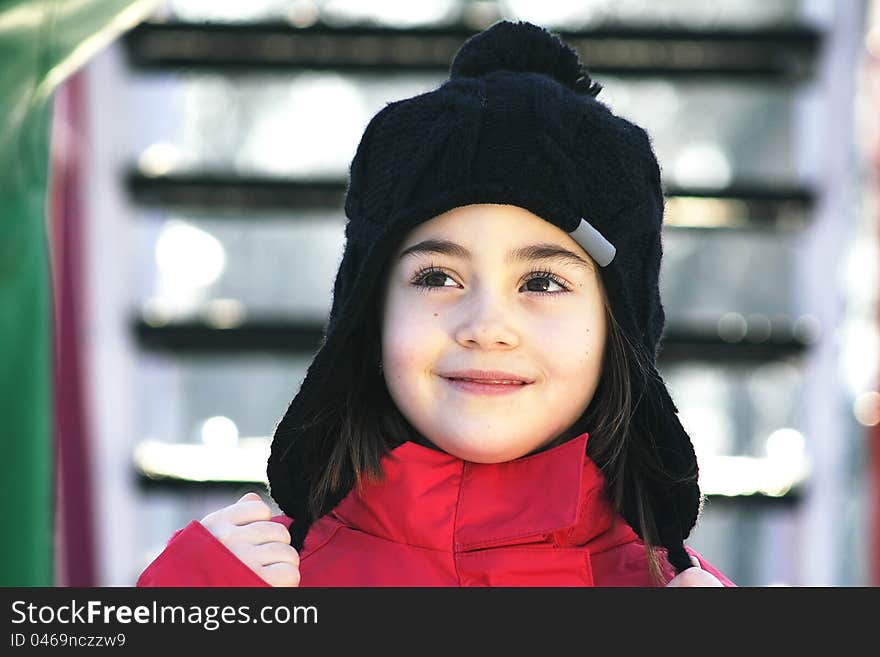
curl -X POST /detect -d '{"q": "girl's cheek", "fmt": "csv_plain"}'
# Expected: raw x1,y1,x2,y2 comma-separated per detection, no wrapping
389,302,440,336
541,321,600,370
383,299,441,354
535,311,592,341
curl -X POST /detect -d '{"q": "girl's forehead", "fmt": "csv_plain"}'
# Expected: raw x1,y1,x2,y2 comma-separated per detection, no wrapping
400,203,570,248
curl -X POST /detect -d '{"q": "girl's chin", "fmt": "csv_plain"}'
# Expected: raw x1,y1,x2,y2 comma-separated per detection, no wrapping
427,435,541,463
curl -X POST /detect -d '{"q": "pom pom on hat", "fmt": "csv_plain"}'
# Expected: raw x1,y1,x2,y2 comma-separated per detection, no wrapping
449,20,602,97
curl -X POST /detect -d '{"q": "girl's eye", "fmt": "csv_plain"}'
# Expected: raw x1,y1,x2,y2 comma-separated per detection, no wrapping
411,267,459,289
522,270,570,295
410,266,570,296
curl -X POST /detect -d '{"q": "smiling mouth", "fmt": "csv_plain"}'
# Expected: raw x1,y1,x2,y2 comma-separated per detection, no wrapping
441,377,532,395
444,378,527,385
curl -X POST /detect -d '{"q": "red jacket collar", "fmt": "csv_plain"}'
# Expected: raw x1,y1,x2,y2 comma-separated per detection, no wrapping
329,432,639,553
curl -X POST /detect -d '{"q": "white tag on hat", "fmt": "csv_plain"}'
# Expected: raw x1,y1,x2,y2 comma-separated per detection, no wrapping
570,218,616,267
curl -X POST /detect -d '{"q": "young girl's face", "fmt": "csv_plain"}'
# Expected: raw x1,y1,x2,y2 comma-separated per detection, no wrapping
380,203,608,463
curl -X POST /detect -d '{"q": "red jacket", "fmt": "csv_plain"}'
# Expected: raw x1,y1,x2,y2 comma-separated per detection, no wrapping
137,432,735,587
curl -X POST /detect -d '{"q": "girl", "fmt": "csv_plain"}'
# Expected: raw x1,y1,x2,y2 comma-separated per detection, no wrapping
138,20,734,588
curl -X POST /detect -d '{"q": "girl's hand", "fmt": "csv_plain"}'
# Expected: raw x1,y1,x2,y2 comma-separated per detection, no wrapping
665,555,724,587
199,492,301,587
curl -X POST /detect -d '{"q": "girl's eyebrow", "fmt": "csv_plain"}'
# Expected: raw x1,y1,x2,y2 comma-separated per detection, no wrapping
397,239,593,272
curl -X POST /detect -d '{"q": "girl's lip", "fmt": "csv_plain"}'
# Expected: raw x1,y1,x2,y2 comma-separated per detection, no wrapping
442,377,532,396
439,369,534,384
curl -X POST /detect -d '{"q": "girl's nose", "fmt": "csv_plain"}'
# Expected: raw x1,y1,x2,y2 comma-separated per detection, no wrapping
452,291,520,349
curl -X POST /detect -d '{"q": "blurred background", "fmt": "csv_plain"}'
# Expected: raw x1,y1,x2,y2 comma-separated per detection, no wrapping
3,0,880,586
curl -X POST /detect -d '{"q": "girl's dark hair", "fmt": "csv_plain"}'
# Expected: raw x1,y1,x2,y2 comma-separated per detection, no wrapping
301,256,675,586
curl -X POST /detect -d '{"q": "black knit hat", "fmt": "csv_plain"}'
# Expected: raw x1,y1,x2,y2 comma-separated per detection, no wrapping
268,20,700,574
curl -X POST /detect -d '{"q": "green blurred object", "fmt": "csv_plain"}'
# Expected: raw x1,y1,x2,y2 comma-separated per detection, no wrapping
0,0,159,586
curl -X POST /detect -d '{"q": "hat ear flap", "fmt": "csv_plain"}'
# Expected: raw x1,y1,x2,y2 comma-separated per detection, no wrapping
267,237,359,550
267,392,313,551
624,362,701,574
